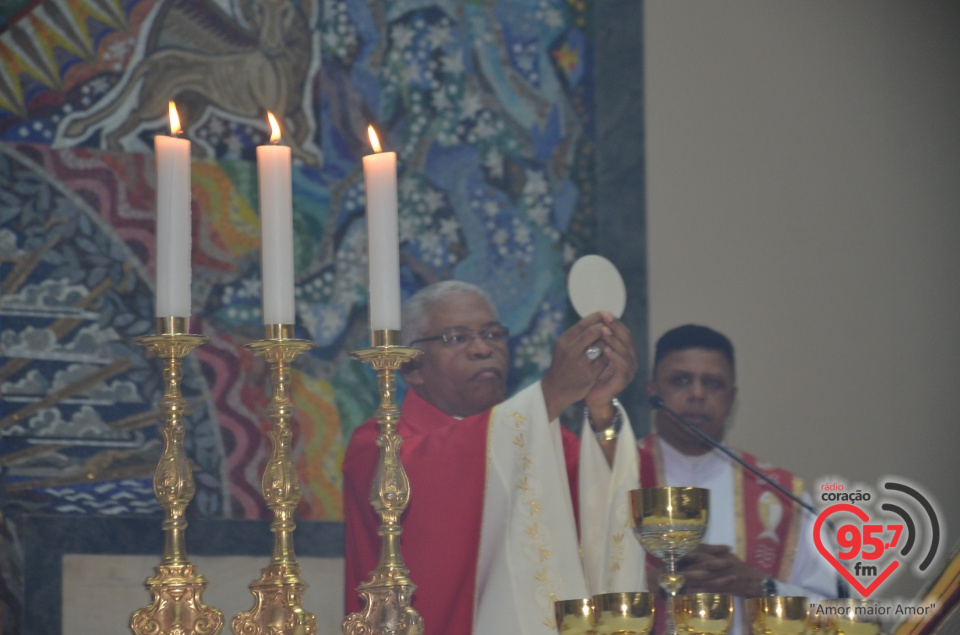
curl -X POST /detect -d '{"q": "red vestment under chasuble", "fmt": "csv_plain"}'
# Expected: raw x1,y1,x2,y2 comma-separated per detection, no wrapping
343,383,581,634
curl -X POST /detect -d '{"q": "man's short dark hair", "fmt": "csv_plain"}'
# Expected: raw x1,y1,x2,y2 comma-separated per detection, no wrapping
654,325,735,375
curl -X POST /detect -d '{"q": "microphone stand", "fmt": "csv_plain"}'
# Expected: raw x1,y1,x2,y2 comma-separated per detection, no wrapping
649,395,849,598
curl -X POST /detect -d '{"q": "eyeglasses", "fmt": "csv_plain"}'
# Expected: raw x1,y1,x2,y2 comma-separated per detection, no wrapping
410,325,511,348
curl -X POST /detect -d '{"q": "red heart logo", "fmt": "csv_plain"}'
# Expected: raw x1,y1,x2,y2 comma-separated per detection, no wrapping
813,503,899,597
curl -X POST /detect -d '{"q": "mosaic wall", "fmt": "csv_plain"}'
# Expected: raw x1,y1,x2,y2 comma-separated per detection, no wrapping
0,0,599,528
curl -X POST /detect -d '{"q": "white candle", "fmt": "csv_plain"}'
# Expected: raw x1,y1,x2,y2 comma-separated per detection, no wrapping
362,126,401,332
154,101,191,318
257,112,295,325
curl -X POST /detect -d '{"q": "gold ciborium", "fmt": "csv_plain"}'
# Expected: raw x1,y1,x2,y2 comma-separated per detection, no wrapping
809,608,828,634
592,591,655,635
555,598,596,634
824,599,883,635
745,596,811,635
629,487,709,635
673,593,734,635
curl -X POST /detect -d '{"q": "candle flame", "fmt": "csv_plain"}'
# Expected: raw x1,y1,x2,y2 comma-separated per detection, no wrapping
267,111,281,143
168,101,182,135
367,125,382,153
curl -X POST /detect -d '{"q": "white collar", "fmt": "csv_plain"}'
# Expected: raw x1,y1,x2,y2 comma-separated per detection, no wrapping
657,435,730,481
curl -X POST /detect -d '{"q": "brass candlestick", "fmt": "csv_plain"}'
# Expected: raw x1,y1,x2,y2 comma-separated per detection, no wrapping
232,324,317,635
342,329,424,635
131,317,224,635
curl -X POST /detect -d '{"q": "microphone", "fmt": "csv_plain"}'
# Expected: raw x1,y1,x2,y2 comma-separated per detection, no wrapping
649,395,850,598
648,395,816,516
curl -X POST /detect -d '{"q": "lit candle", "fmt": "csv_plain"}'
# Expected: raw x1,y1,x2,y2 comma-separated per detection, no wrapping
257,112,295,325
154,101,191,318
362,125,401,332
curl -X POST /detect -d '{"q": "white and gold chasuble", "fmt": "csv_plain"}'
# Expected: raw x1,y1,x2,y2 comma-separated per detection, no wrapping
475,383,646,634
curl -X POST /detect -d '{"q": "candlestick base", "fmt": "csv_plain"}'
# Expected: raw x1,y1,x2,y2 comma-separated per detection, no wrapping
343,581,422,635
131,564,224,635
233,325,317,635
231,564,316,635
343,331,423,635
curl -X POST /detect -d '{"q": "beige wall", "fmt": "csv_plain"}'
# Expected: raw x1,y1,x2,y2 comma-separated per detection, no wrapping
643,1,960,600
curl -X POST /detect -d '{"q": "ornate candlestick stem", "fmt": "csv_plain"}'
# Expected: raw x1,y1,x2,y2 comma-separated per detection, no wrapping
232,323,317,635
342,330,424,635
131,317,224,635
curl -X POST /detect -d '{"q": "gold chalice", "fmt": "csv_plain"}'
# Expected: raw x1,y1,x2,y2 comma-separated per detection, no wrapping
630,487,709,635
555,598,596,634
746,596,811,635
592,592,655,635
824,599,883,635
673,593,734,634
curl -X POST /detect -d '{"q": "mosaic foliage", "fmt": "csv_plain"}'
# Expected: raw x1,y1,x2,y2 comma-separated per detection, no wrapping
0,0,597,521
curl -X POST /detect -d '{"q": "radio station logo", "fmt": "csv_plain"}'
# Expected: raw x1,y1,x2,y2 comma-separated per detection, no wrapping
813,477,941,598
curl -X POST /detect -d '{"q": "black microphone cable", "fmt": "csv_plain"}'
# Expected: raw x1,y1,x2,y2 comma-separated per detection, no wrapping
648,395,816,515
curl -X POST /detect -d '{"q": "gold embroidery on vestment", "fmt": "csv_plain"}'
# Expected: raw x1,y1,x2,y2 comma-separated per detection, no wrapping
780,476,804,579
734,463,746,560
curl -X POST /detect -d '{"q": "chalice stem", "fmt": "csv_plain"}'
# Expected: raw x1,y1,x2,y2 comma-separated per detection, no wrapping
660,558,683,635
